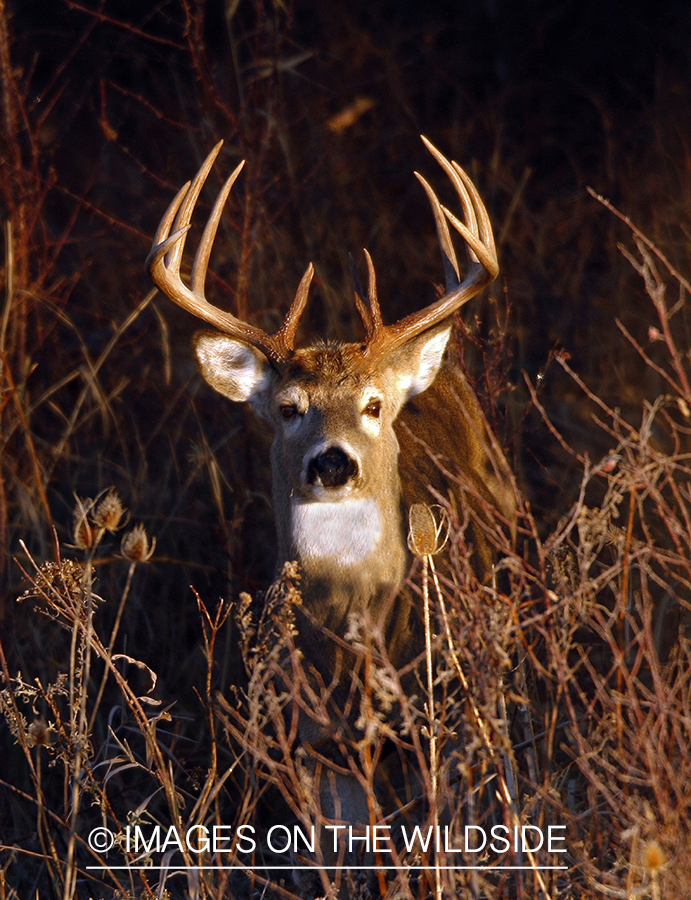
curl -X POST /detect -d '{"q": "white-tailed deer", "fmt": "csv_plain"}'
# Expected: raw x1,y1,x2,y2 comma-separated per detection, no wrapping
147,137,513,872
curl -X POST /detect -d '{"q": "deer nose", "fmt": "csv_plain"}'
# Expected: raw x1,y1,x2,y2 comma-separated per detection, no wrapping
307,447,358,489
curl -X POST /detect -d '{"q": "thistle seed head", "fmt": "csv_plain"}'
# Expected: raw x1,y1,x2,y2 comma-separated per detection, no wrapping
27,716,53,748
121,524,156,563
72,497,96,549
93,490,125,533
407,503,449,558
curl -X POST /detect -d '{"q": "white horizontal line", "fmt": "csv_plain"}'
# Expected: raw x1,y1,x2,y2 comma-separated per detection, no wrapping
87,865,568,871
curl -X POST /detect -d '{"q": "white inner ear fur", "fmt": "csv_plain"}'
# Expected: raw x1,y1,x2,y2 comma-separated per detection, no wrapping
194,332,273,410
396,325,452,401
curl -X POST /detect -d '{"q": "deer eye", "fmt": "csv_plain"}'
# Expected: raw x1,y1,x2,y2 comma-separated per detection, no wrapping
280,404,299,420
364,399,381,419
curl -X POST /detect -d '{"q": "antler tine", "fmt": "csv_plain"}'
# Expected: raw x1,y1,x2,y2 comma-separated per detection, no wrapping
451,159,497,261
190,157,244,297
414,171,463,291
349,249,385,344
148,141,312,368
275,263,314,350
363,249,383,334
363,137,498,361
348,252,372,338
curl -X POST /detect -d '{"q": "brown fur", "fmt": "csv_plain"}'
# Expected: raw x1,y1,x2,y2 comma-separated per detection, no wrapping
397,362,514,578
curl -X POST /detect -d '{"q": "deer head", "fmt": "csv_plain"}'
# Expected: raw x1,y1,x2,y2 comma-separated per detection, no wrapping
147,138,499,626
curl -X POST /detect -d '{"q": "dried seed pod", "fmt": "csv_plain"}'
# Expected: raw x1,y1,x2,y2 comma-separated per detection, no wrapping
121,524,156,562
93,490,125,533
72,497,96,550
407,503,449,558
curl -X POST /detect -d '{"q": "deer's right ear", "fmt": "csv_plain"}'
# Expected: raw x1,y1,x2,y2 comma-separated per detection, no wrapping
194,332,275,417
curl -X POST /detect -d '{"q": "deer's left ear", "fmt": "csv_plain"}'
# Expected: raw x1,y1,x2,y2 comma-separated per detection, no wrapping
388,323,452,404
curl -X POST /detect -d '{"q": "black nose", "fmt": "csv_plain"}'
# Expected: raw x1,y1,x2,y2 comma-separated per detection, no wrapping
307,447,358,488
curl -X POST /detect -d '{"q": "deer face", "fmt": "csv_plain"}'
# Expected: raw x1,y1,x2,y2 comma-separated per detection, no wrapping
194,325,451,571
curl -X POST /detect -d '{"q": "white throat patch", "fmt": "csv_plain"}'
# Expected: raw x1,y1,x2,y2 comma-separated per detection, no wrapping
292,499,382,565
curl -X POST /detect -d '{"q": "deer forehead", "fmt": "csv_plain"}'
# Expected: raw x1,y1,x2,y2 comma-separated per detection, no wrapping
275,346,395,412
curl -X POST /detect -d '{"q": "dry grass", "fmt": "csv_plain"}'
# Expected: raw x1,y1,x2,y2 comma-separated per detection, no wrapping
1,1,691,897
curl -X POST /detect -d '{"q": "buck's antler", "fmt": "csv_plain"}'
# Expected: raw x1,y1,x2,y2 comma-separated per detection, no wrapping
146,141,313,369
357,135,498,362
148,138,497,366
